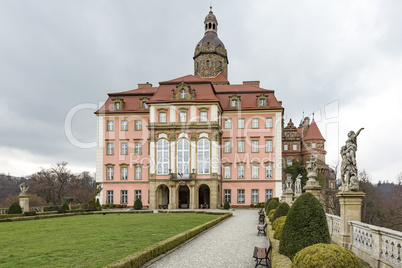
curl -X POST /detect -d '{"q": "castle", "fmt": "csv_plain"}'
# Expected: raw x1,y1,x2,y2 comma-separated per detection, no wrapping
95,8,328,209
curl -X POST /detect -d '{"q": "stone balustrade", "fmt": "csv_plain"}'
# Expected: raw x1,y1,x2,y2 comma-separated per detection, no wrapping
326,213,341,236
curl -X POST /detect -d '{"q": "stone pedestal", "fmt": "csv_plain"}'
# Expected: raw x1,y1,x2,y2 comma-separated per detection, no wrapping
336,191,366,247
284,189,293,205
303,179,321,200
19,194,30,212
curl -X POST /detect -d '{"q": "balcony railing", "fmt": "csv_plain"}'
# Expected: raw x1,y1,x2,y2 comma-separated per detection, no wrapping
169,173,196,180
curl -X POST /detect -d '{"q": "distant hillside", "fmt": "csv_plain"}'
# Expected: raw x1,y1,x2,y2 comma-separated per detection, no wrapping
0,173,27,204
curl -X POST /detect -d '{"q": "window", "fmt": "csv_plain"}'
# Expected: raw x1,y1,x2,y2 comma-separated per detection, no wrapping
177,139,190,176
121,120,128,131
293,144,297,151
135,165,142,180
224,141,231,153
106,166,114,180
238,189,245,203
238,118,245,129
224,189,231,203
252,189,259,203
224,165,231,179
115,102,120,110
106,190,113,204
265,164,272,178
159,112,167,123
157,139,169,175
135,142,142,154
121,143,128,155
121,190,128,204
238,140,245,153
231,99,238,107
179,111,187,122
284,144,288,151
287,159,293,166
120,166,127,180
265,140,273,153
140,97,149,110
291,133,294,138
265,189,273,201
197,139,210,174
252,118,259,128
252,165,259,178
252,140,259,153
219,61,222,67
257,94,267,107
200,111,207,122
259,99,266,107
287,133,290,138
135,120,142,130
135,190,142,201
312,142,317,149
142,102,148,109
107,143,114,155
238,165,245,178
224,119,231,129
265,117,273,128
180,89,186,99
107,120,114,131
206,60,210,66
229,94,241,108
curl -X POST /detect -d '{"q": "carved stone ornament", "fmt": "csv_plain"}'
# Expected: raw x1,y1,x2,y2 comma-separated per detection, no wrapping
340,128,364,192
19,181,29,195
295,174,302,194
306,155,318,181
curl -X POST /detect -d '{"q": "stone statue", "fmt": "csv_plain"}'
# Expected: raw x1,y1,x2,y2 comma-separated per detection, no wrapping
306,155,318,180
282,183,286,193
295,174,302,194
341,128,364,191
19,181,29,195
286,176,293,191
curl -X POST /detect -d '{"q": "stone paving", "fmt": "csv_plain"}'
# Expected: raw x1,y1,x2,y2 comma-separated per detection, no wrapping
144,209,266,268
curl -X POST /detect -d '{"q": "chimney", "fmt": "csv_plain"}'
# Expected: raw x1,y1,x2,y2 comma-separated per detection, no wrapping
138,82,153,88
243,81,260,87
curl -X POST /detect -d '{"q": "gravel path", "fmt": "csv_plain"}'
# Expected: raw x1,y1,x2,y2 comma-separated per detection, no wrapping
144,209,266,268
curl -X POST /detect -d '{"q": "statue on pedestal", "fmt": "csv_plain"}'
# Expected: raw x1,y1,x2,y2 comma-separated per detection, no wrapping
286,176,293,191
306,155,318,181
19,181,29,195
295,174,302,195
340,128,364,191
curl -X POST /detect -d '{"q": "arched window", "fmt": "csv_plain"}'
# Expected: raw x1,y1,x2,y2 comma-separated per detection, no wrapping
157,139,169,175
219,61,222,67
213,24,216,30
197,139,210,174
206,60,210,66
209,22,212,29
180,89,186,99
177,139,190,176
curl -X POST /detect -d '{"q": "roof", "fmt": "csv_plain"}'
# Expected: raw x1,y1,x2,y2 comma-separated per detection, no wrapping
195,73,229,84
303,120,325,141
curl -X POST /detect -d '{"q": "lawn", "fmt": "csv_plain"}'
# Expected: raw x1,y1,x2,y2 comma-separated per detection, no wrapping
0,213,220,267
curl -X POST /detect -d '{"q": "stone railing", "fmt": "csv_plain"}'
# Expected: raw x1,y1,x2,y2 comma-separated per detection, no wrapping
348,221,401,268
0,206,46,214
326,213,341,236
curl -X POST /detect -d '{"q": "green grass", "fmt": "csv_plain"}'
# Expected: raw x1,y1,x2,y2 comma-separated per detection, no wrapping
0,213,220,267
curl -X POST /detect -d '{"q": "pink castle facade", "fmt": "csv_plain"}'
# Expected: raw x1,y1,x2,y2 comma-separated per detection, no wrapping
95,9,284,209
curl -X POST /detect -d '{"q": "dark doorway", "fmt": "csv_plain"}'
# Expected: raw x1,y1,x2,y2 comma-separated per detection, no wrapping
199,184,210,209
178,185,190,208
156,184,169,209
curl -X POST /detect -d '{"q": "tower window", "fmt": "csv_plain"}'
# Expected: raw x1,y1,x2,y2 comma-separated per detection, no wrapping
180,89,186,99
213,24,215,30
209,22,212,29
206,60,210,66
219,61,222,67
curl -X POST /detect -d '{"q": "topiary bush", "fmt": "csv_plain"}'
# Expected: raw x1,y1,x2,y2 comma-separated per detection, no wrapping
8,202,22,214
279,192,330,259
134,198,143,210
265,199,279,215
292,243,362,268
61,203,69,211
274,221,285,240
268,209,276,222
271,202,290,224
223,201,230,209
272,216,286,231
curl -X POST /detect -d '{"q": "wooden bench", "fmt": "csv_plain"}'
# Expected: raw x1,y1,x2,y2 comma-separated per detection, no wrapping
258,214,265,225
257,222,267,236
253,238,272,268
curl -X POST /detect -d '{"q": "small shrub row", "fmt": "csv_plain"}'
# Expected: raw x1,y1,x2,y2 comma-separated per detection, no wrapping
268,209,276,222
265,199,279,215
273,216,286,240
271,202,290,224
101,204,128,209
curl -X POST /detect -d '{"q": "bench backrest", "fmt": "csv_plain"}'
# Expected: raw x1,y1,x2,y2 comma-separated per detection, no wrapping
266,238,272,255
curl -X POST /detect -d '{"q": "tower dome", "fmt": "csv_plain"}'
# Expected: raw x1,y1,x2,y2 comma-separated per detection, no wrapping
194,7,228,79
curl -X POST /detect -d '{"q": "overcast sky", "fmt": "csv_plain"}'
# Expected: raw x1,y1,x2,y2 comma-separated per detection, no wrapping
1,0,401,183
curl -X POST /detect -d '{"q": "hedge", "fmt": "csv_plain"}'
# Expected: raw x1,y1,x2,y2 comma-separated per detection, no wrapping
271,202,290,224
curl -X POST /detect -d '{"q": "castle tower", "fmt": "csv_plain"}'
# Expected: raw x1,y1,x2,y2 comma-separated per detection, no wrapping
194,7,229,79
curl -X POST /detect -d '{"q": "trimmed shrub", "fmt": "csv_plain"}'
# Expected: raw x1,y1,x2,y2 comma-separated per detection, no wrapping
134,199,143,210
279,192,330,259
250,204,255,208
271,202,290,224
273,216,287,240
292,243,362,268
265,199,279,214
268,209,276,222
272,216,286,231
96,198,101,209
61,203,70,211
44,206,59,212
223,201,230,209
8,202,22,214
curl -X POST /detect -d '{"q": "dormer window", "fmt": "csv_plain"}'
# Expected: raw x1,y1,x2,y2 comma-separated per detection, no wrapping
256,94,267,107
206,60,210,66
112,98,124,111
229,94,241,108
140,97,149,110
180,89,186,99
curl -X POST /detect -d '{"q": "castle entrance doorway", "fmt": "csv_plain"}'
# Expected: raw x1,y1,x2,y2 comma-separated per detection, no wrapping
178,185,190,208
199,184,210,209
